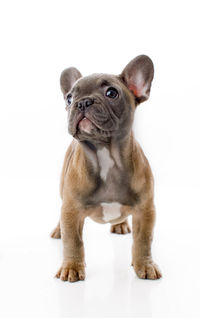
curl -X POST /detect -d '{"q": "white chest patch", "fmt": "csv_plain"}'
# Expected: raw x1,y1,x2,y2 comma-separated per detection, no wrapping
101,202,121,222
97,147,114,181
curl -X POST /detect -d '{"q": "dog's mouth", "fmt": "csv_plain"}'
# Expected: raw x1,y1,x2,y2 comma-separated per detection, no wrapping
77,116,95,134
72,111,118,141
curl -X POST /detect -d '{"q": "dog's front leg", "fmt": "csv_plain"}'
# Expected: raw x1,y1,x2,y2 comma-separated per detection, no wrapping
56,205,86,282
132,201,162,280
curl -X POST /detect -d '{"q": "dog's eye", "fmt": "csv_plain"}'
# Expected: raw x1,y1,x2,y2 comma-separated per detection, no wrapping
105,87,118,99
66,94,72,105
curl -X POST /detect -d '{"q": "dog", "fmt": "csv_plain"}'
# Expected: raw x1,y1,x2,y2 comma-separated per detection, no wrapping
51,55,162,282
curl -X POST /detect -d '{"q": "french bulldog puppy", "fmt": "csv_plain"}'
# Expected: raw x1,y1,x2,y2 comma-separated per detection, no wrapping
51,55,162,282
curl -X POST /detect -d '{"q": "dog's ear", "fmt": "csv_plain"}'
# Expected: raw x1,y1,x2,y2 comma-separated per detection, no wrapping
60,67,82,96
120,55,154,104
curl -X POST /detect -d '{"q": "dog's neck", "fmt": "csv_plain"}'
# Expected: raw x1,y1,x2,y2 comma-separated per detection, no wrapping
80,131,135,173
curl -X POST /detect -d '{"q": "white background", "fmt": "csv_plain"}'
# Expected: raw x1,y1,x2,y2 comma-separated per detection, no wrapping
0,0,200,317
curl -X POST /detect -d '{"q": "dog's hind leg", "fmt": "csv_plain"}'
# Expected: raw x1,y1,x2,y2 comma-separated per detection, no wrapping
110,219,131,234
51,221,61,239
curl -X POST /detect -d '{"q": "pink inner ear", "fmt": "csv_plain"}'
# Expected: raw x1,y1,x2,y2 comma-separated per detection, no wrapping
127,70,150,99
128,83,140,97
128,81,148,99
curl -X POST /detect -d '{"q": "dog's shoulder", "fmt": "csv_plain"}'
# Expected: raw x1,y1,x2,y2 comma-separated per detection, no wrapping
60,139,77,199
61,140,97,202
131,140,154,201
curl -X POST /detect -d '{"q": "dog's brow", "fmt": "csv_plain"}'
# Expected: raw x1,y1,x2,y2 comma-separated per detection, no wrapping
72,86,80,94
100,80,110,87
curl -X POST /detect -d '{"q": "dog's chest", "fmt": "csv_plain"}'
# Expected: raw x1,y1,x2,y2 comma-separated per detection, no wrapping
86,200,134,224
94,147,135,203
85,147,137,223
101,202,122,222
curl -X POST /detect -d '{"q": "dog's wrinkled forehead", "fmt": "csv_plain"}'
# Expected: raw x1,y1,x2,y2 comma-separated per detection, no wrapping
60,55,154,105
71,74,122,97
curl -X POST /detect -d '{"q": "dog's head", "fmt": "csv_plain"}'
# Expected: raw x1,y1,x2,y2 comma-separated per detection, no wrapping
60,55,154,143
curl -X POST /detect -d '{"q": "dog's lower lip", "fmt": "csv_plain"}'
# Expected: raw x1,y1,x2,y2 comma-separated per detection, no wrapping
78,116,91,125
79,117,89,124
78,116,94,133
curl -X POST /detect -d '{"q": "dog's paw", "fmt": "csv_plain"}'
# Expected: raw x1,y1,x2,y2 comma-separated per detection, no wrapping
133,260,162,280
110,220,131,234
55,262,85,282
50,226,61,239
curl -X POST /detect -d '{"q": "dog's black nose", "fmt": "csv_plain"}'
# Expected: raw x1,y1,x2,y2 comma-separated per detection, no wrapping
77,98,94,111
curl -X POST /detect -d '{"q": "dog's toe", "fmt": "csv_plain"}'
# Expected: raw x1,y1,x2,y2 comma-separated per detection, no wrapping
133,262,162,280
55,264,85,283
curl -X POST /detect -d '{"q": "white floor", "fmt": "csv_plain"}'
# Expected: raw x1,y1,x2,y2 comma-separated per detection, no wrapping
0,181,200,318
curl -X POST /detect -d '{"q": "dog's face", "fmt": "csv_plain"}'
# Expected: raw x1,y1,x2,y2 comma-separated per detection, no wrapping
64,74,135,143
60,55,154,143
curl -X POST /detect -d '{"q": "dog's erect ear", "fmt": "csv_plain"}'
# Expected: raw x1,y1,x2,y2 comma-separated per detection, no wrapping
60,67,82,96
120,55,154,104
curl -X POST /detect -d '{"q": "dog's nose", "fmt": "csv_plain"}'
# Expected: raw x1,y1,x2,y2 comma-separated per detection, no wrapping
77,98,94,112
